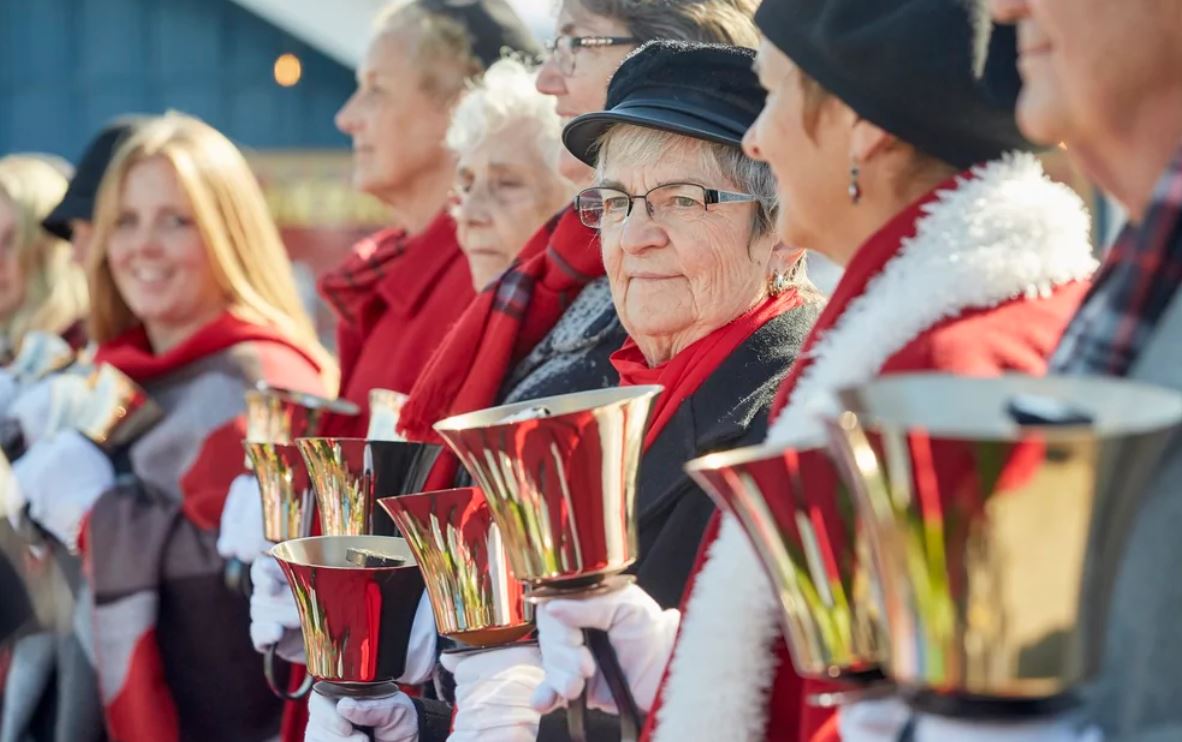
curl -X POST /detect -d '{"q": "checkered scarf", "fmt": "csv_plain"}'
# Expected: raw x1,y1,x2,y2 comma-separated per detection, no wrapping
1052,146,1182,376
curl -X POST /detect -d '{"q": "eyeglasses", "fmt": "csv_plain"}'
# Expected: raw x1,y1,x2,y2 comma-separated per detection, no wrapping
543,34,637,76
575,183,758,229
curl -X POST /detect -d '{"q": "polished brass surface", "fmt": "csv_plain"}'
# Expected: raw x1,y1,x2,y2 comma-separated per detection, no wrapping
828,373,1182,700
246,442,315,543
367,389,409,441
244,385,359,445
70,364,162,450
6,331,75,382
271,536,425,685
379,487,532,647
685,441,887,680
296,438,442,537
433,386,661,586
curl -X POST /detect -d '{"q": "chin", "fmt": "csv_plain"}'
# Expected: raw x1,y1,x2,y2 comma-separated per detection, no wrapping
1015,85,1072,147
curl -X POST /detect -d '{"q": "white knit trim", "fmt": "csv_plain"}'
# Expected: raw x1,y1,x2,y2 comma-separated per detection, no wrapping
652,153,1096,742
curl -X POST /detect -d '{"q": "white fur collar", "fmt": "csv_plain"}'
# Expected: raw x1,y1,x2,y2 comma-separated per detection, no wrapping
652,154,1096,742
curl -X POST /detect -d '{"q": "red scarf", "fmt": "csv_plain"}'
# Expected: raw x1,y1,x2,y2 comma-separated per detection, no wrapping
613,290,807,449
399,207,603,489
93,311,322,384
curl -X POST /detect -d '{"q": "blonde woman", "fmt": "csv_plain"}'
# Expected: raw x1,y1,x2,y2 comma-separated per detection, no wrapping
0,155,89,359
13,112,336,742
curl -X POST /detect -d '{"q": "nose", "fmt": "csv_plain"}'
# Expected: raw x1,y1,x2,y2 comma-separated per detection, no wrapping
989,0,1030,23
456,187,494,226
535,56,567,97
742,116,766,163
616,202,669,255
335,90,361,135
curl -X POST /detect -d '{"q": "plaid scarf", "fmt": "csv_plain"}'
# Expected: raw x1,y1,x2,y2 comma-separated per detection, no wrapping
318,226,410,325
399,207,602,487
1052,145,1182,376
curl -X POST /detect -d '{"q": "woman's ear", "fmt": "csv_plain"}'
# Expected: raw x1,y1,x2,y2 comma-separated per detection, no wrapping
767,242,805,275
849,119,894,166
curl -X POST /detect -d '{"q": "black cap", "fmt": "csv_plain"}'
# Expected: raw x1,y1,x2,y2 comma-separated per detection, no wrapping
420,0,541,67
42,116,147,241
754,0,1033,170
564,42,765,166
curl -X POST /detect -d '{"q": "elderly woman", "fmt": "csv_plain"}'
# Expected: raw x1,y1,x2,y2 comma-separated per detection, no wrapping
11,112,336,742
532,2,1099,742
448,58,576,291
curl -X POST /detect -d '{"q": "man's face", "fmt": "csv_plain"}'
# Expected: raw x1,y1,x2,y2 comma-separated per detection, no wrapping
991,0,1182,147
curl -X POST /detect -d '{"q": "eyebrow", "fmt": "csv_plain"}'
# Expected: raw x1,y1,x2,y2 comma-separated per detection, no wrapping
594,179,709,192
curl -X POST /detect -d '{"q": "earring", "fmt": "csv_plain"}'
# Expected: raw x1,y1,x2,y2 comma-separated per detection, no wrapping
848,163,862,204
767,270,790,297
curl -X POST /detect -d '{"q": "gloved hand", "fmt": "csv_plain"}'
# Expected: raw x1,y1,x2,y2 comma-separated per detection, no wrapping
441,645,545,742
0,370,19,416
250,556,305,662
531,584,678,714
216,473,270,563
9,377,55,446
838,698,912,741
399,590,438,685
305,689,418,742
14,430,114,550
914,715,1102,742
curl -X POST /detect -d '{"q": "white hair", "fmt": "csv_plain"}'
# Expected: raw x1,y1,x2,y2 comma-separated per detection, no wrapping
446,58,564,169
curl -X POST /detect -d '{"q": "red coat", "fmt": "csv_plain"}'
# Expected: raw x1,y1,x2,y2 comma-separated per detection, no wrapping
318,212,474,437
643,159,1097,742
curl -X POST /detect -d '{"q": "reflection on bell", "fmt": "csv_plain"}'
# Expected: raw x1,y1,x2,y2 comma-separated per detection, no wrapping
367,389,409,441
271,535,425,691
433,386,661,588
296,438,442,537
828,373,1182,711
245,384,359,446
71,364,162,450
5,331,75,382
380,487,532,648
685,442,887,682
246,442,315,543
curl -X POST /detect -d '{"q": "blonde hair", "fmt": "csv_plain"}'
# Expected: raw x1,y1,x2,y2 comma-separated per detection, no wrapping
88,112,338,389
374,0,484,101
0,155,89,352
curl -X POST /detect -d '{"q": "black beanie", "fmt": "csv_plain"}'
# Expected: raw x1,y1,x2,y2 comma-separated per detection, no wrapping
754,0,1033,169
420,0,541,67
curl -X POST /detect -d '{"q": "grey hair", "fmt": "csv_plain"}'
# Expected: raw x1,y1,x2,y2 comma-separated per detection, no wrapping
593,125,779,237
446,58,563,170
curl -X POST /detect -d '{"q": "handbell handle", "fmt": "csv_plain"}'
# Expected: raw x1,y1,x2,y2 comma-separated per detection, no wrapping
262,645,314,700
585,628,641,742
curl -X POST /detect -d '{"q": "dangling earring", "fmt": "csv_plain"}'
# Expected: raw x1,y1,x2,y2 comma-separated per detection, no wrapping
767,270,790,297
848,163,862,204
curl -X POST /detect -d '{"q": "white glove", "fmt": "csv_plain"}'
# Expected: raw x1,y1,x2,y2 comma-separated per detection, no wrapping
914,715,1102,742
216,474,270,563
305,689,418,742
250,556,305,663
531,584,678,714
14,430,114,550
9,377,55,446
838,698,912,741
399,591,438,685
441,645,546,742
0,370,19,415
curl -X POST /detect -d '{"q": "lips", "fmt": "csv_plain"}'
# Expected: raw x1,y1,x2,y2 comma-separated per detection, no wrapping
128,264,173,287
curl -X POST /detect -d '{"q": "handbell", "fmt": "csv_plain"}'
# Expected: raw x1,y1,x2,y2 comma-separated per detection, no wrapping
685,441,888,683
432,385,662,588
270,535,425,693
5,331,75,382
296,438,442,537
367,389,409,441
245,442,315,544
245,384,360,447
71,364,162,451
379,487,532,648
827,373,1182,715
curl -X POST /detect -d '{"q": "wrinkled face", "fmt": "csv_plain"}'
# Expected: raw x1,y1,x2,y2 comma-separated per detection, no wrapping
599,133,772,359
536,1,635,185
991,0,1181,148
106,157,225,335
336,30,454,199
0,197,26,320
454,125,572,290
744,38,847,253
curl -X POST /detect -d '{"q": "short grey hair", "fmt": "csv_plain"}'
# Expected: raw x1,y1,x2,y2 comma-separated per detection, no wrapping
446,58,563,169
593,125,779,236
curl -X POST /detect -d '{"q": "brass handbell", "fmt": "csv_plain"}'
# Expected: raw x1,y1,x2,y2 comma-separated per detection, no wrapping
380,487,532,649
71,364,162,450
367,389,409,441
433,386,662,742
827,373,1182,714
685,441,887,683
5,331,76,382
296,438,442,537
245,384,360,447
271,535,425,699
